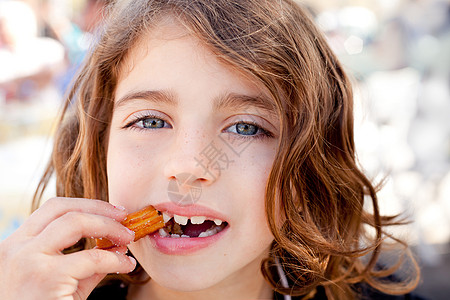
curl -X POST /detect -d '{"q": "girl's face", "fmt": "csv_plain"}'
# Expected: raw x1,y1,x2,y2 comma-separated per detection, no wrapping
107,22,279,293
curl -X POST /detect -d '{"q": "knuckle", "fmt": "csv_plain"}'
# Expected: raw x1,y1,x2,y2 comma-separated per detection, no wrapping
34,255,53,273
61,211,84,223
87,249,104,265
57,211,89,234
42,197,61,209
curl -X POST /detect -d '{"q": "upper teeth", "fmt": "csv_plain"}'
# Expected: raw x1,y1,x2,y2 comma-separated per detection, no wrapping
164,213,225,226
191,216,206,224
173,214,188,225
162,212,171,223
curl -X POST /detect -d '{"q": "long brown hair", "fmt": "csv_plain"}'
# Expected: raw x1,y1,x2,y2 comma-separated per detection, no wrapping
33,0,419,299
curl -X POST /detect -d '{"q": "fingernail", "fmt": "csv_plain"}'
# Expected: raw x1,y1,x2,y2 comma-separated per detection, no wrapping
129,256,136,266
125,227,135,237
114,205,126,211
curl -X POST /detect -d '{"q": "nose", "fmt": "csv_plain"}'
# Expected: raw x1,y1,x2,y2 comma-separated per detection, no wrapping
163,131,222,187
164,131,225,206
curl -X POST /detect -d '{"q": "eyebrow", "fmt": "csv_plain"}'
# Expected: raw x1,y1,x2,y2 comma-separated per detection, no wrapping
115,89,276,115
115,90,176,109
213,92,276,114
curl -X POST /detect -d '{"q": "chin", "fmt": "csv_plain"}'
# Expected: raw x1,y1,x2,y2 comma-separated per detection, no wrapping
146,264,227,292
130,247,228,292
155,277,219,292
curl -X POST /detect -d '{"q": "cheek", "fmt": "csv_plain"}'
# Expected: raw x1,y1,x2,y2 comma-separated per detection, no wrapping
231,144,274,195
227,144,275,230
106,135,159,208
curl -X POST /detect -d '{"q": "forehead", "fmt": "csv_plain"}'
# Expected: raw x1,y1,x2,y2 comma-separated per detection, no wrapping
115,20,276,111
116,17,188,81
117,17,254,84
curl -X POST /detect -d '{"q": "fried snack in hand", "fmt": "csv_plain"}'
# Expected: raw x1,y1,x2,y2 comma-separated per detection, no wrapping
96,205,164,249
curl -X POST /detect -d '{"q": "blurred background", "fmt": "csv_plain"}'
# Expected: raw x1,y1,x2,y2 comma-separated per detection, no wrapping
0,0,449,298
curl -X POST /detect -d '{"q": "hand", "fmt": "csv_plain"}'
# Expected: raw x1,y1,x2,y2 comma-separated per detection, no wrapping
0,197,136,300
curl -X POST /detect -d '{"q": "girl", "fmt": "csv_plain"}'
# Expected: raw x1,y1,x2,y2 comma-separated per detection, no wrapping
0,0,421,299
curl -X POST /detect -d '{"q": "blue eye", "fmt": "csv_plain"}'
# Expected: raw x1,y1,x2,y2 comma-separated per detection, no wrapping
225,122,273,139
235,123,258,135
124,113,171,131
140,118,166,129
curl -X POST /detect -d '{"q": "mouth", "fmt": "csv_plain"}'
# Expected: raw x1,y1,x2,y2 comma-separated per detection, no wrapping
159,212,229,238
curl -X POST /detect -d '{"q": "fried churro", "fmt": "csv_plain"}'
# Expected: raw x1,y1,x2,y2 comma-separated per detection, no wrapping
96,205,164,249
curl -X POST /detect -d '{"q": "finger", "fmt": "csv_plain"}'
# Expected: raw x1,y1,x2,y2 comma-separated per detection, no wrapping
62,249,136,280
35,212,134,253
22,197,128,237
104,245,128,255
76,274,106,300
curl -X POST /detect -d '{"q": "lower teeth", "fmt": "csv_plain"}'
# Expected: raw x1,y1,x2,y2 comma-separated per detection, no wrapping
198,226,220,237
166,234,191,238
159,224,225,238
159,229,169,237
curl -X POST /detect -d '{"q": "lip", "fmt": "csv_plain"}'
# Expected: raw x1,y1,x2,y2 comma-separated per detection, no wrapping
147,202,229,255
153,202,228,221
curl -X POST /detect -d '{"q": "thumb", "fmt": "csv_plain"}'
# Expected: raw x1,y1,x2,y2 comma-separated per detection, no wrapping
75,273,106,300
